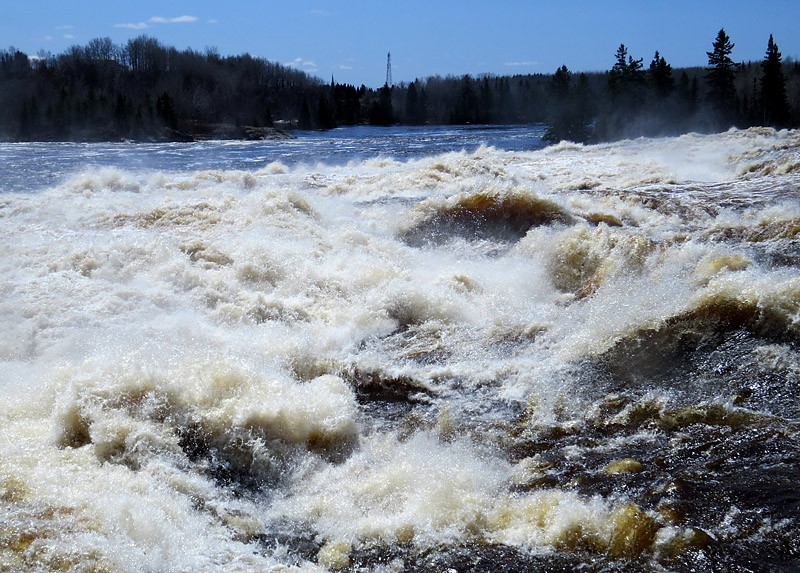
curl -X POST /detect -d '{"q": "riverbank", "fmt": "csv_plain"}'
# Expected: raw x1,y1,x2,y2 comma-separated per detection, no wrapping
2,122,296,143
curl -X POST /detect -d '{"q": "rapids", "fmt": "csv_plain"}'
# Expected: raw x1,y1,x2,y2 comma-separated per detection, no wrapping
1,126,799,571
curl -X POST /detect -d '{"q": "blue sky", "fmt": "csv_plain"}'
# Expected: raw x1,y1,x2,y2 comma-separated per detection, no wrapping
5,1,800,87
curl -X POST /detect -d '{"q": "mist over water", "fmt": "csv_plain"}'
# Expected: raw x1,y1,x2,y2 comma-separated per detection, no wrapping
2,126,800,571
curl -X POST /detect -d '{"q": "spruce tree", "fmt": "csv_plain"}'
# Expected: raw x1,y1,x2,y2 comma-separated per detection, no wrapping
543,65,573,143
760,34,789,127
599,44,645,139
369,84,393,126
608,44,645,99
405,81,426,125
642,51,676,135
573,73,594,142
648,51,674,99
706,28,738,129
676,71,698,129
543,65,592,143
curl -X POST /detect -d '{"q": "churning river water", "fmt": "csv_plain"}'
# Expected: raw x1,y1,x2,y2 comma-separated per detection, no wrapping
1,125,799,571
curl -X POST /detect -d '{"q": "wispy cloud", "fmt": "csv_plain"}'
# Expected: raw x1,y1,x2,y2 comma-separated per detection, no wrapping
64,34,75,40
115,22,149,30
56,25,73,30
308,10,330,17
149,15,198,24
337,64,353,70
286,57,318,71
116,15,198,29
504,61,539,67
208,19,218,24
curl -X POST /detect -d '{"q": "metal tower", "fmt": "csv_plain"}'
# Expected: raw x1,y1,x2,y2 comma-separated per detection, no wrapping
385,52,392,87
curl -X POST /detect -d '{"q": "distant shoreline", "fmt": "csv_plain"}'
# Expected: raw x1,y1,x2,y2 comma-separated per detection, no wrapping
0,123,297,144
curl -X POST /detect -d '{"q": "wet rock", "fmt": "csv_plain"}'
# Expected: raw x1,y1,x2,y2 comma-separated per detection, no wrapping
604,458,644,475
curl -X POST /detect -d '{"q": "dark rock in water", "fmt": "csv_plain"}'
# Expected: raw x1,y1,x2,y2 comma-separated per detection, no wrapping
178,121,296,141
162,127,195,142
242,126,296,140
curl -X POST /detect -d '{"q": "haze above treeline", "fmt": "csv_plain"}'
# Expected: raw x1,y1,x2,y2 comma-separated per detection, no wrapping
1,29,798,144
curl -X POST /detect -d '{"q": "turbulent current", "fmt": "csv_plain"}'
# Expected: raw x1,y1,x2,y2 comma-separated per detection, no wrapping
1,126,800,571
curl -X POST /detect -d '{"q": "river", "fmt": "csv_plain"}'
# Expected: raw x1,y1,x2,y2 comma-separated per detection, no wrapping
1,125,799,571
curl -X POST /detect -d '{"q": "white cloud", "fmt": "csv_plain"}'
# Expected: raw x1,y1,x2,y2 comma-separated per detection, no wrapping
56,25,73,30
285,57,318,73
115,22,149,30
504,61,539,67
208,19,218,24
115,15,198,30
43,35,53,41
286,57,317,68
337,64,353,70
64,34,75,40
149,15,198,24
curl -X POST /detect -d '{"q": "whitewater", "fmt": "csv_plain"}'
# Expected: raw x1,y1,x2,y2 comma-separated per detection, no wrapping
1,126,799,571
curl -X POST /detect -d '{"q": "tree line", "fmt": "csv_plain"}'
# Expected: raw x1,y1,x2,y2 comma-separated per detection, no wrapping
3,36,333,141
543,29,798,143
1,29,798,142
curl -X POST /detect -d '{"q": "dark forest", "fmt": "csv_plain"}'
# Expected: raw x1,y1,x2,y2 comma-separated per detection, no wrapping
2,30,798,143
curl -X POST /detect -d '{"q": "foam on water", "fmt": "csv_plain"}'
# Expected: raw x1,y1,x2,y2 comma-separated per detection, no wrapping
2,127,800,570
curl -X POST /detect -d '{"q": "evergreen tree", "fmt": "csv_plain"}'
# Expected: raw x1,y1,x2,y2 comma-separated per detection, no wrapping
676,71,698,129
641,51,678,135
298,97,312,130
598,44,646,139
648,51,674,99
315,94,336,129
543,66,592,143
369,84,394,126
608,44,645,100
760,34,789,127
573,72,594,142
451,75,478,124
543,65,573,143
706,28,738,129
404,80,426,125
479,77,493,123
494,76,513,123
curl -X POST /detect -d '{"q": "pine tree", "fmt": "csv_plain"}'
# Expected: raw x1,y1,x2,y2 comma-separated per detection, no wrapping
706,28,738,129
760,34,789,127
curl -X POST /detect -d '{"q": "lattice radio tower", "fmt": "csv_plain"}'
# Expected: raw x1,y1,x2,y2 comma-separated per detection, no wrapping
385,52,392,87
